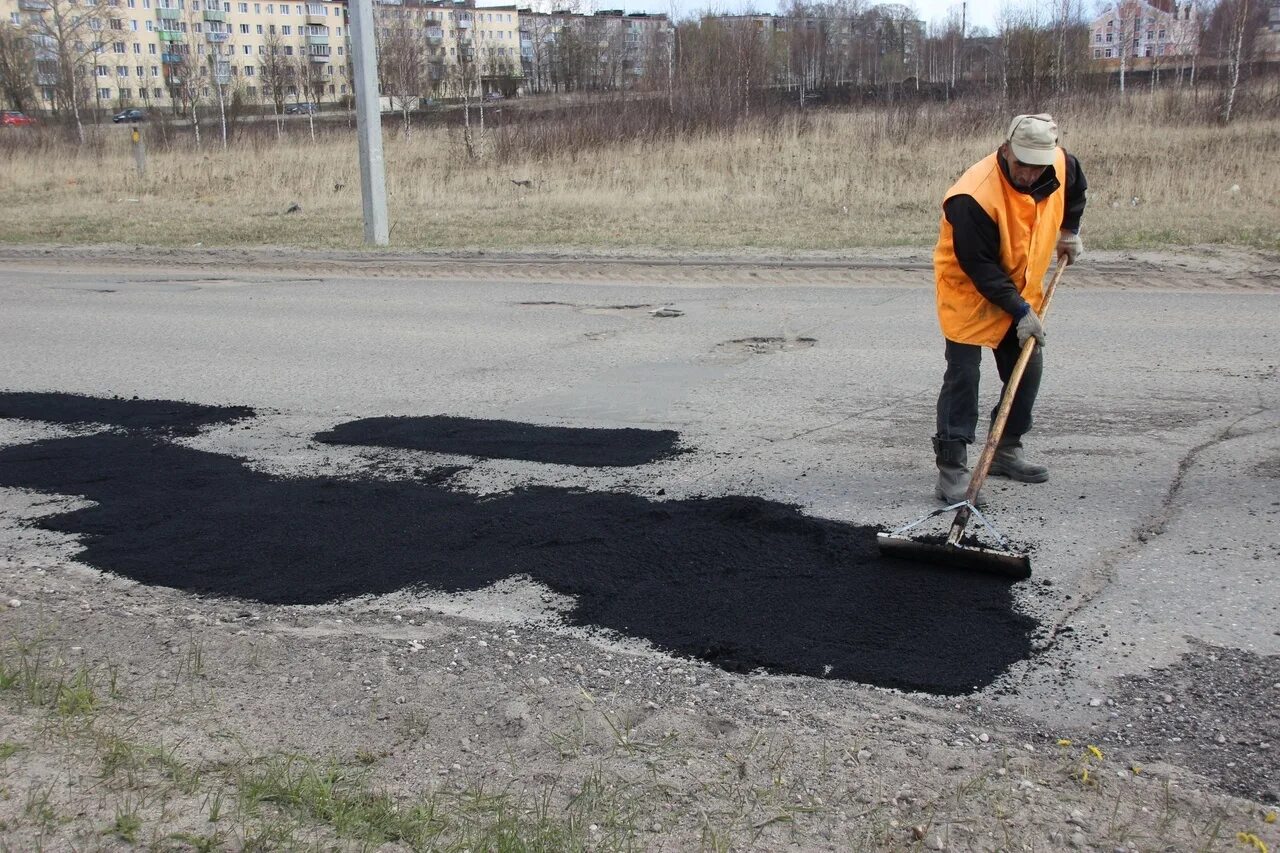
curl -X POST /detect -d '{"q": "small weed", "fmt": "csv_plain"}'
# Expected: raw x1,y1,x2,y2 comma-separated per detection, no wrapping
109,802,143,843
0,741,21,761
24,782,58,829
56,668,97,717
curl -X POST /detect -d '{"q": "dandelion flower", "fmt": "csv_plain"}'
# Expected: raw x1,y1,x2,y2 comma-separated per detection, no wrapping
1087,745,1104,760
1057,739,1072,747
1131,766,1142,775
1235,831,1268,853
1081,768,1090,784
1266,812,1276,824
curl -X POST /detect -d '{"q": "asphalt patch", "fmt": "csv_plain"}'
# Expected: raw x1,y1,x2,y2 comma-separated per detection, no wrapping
0,397,1039,694
315,416,683,468
0,391,254,436
1085,641,1280,803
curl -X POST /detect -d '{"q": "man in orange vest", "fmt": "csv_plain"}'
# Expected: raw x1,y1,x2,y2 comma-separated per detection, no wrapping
932,113,1087,505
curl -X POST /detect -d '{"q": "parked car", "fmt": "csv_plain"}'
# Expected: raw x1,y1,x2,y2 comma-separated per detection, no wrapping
111,108,147,123
1,111,35,127
286,103,318,115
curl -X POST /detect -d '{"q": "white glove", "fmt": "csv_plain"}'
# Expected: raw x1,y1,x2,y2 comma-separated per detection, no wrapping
1016,309,1045,347
1056,230,1083,265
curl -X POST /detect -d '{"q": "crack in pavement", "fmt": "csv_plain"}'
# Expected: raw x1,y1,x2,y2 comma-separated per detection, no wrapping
1044,405,1275,650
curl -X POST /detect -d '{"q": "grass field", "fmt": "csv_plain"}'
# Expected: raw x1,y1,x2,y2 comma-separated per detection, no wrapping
1,91,1277,252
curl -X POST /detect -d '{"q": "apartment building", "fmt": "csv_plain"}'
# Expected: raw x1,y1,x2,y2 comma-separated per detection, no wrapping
517,8,669,93
2,0,353,110
374,0,522,97
1088,0,1198,62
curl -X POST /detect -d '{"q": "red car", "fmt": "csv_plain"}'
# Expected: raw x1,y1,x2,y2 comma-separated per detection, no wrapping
1,111,35,127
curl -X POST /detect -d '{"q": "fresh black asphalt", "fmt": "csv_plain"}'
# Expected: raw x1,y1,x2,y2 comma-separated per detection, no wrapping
0,392,1038,694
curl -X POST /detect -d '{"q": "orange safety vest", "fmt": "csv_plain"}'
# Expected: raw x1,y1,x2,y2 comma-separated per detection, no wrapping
933,149,1066,348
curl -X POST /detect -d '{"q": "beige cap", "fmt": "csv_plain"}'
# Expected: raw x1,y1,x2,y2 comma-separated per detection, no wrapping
1006,113,1059,166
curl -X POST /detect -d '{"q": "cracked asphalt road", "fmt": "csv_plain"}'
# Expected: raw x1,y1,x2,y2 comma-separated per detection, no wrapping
0,246,1277,793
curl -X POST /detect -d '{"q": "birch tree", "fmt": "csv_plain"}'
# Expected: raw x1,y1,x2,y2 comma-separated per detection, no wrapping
28,0,123,143
258,30,289,136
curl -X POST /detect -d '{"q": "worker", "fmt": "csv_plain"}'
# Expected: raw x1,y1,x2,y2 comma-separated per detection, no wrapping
932,113,1087,505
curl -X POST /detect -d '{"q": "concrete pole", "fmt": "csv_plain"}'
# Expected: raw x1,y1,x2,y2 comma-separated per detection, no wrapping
347,0,389,246
131,126,146,178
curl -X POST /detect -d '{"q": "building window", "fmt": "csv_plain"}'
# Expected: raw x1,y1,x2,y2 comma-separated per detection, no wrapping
282,24,290,33
1104,47,1112,57
154,87,162,97
240,22,248,32
119,87,131,98
256,23,262,32
1093,48,1101,58
117,65,128,75
1105,32,1112,42
1158,28,1166,39
133,42,140,51
148,43,156,53
99,87,111,98
97,64,109,75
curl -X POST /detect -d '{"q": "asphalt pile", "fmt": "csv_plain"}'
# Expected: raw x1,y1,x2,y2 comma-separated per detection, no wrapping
315,415,683,467
0,394,1038,694
0,391,253,435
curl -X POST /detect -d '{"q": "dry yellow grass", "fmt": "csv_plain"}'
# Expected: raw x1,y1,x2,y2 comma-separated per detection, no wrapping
1,96,1277,252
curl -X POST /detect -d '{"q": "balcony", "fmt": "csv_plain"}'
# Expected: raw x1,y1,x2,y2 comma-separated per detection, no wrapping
308,50,330,62
306,12,328,25
36,72,58,85
159,29,185,42
156,6,180,19
306,33,329,45
19,0,51,10
425,28,443,42
206,31,229,42
162,51,184,63
203,9,225,21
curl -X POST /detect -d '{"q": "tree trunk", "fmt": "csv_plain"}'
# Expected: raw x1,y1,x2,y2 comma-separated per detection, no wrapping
1222,0,1248,124
216,83,228,149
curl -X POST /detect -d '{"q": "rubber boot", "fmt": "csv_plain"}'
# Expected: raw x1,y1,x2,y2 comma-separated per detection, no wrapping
988,441,1049,483
933,437,986,507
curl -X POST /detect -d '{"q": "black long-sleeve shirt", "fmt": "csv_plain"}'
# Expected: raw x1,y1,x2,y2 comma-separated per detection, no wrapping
943,151,1087,318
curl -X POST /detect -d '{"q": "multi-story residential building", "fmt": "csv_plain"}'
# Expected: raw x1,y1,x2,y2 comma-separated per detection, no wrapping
1088,0,1198,62
374,0,522,99
517,7,669,93
1,0,353,111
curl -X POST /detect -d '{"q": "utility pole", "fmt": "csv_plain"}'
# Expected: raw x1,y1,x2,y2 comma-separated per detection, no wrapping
347,0,389,246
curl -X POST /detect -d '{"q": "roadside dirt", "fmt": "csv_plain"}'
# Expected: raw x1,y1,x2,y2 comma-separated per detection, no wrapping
0,243,1277,291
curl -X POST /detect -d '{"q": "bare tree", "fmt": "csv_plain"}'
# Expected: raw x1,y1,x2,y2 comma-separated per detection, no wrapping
1208,0,1259,121
293,50,318,141
376,2,426,136
203,17,235,149
258,30,290,137
0,21,36,112
27,0,123,143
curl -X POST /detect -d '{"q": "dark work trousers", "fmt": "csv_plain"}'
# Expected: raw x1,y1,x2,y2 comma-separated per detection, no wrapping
934,324,1042,450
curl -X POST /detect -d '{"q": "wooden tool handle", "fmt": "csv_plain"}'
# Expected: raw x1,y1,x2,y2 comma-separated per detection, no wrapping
947,257,1069,546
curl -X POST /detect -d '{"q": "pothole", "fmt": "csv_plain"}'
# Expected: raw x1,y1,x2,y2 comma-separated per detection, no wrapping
716,336,817,355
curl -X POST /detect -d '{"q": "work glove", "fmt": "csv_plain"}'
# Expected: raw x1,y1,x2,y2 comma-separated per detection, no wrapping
1015,308,1046,347
1056,229,1083,265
